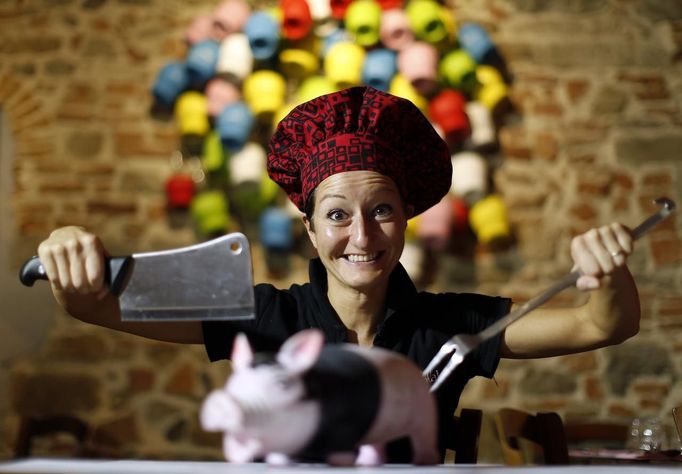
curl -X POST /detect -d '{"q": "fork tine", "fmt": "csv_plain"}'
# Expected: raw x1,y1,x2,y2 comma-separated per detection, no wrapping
422,340,457,376
430,351,464,392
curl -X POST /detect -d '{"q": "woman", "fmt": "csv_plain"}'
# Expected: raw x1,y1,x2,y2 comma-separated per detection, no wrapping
37,87,640,460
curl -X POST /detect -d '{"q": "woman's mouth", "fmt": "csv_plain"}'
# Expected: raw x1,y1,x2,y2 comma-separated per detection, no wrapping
344,252,381,263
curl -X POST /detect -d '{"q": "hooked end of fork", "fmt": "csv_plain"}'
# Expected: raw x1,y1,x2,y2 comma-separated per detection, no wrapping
654,197,676,211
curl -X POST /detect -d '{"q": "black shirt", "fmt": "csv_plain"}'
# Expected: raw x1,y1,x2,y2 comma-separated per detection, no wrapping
203,258,511,460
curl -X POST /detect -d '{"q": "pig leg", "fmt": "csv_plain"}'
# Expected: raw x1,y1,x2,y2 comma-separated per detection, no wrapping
355,443,384,466
264,452,292,465
225,434,263,463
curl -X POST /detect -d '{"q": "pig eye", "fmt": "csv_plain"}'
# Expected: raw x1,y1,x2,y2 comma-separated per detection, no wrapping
277,377,296,390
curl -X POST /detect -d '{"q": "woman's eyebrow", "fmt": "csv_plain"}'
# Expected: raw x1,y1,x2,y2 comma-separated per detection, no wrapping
319,193,346,204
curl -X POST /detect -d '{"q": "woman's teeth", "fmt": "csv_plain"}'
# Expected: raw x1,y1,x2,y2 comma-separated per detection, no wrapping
345,253,378,263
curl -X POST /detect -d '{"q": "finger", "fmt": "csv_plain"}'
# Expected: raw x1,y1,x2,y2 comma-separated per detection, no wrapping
598,225,625,267
584,226,615,274
571,230,602,277
52,244,73,291
82,234,106,292
576,275,601,291
37,242,61,290
65,238,88,293
612,223,633,255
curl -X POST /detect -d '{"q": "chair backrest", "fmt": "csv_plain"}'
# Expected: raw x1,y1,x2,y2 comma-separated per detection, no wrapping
673,406,682,446
446,408,483,464
15,415,90,458
494,408,569,465
563,421,629,449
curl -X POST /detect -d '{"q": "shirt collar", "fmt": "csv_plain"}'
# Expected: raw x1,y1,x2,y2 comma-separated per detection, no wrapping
307,257,419,324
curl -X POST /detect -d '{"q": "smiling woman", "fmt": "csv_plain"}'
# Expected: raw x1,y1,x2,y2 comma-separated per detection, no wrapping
35,86,641,465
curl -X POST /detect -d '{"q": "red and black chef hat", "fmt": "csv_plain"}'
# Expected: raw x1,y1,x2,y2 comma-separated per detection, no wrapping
267,86,452,216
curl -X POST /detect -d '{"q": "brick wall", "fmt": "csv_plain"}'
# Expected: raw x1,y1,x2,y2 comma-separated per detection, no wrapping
1,0,681,462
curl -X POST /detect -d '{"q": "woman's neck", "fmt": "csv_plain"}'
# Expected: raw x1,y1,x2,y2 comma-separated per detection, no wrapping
327,279,388,347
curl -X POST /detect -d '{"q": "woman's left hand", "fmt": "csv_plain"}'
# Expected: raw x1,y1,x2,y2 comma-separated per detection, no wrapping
570,223,633,290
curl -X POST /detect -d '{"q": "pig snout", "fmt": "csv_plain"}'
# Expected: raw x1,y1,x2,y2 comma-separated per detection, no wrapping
200,390,243,433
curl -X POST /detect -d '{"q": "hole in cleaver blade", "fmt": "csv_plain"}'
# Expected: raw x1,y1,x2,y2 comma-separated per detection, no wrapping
118,233,255,321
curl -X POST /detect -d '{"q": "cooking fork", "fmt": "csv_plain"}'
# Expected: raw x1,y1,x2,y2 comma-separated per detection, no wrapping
424,197,676,392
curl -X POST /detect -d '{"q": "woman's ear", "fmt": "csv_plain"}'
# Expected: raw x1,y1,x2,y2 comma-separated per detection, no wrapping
302,215,318,249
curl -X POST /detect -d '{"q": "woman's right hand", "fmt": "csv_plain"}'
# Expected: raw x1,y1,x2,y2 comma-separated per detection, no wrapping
37,226,108,298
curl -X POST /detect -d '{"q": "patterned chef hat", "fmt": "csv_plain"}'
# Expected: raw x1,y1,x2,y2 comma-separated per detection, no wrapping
267,86,451,216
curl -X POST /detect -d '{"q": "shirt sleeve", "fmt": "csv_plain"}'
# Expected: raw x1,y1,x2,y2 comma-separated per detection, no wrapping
465,294,512,378
437,292,512,379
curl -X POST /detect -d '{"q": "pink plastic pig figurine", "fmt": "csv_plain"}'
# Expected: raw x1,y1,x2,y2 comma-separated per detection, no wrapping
200,329,439,465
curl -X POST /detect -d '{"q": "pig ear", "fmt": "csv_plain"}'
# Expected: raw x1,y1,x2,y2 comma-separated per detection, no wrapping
231,333,254,371
276,329,324,374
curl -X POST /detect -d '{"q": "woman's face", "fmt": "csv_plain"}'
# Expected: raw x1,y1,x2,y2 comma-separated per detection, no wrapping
303,171,410,293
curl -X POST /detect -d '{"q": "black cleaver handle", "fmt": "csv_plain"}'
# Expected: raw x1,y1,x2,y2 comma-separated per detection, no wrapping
19,255,135,296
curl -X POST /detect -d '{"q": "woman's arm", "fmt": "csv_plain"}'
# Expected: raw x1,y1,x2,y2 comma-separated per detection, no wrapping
500,223,640,358
38,226,204,344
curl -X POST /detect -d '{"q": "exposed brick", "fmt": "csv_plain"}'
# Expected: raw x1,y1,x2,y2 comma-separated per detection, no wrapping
499,126,532,159
532,101,563,116
86,200,137,215
92,413,140,448
563,352,598,373
611,196,630,212
526,400,569,412
613,173,634,191
591,86,628,116
617,72,669,101
584,376,603,400
567,152,597,164
649,237,682,266
47,333,111,361
532,131,558,160
39,178,87,193
164,363,197,397
75,162,116,176
12,372,101,415
632,381,671,399
608,404,635,418
570,202,597,222
642,171,673,187
16,138,53,156
566,79,589,103
615,134,682,164
114,131,174,158
576,166,614,196
659,296,682,316
640,399,663,410
127,368,155,394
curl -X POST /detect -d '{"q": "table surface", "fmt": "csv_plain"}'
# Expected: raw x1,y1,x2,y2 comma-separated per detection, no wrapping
1,459,681,474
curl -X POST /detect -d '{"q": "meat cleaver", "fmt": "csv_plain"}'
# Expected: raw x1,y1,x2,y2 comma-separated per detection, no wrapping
19,232,255,321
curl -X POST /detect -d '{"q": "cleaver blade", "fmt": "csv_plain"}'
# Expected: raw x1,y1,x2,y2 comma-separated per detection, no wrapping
19,232,255,322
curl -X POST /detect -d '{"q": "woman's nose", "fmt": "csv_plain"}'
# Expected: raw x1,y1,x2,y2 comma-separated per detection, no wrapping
350,216,372,248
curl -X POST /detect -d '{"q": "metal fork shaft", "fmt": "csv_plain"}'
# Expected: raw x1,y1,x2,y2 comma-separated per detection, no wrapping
473,197,676,349
427,197,676,391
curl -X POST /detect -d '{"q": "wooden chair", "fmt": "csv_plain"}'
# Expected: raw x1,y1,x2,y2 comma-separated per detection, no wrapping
445,408,483,464
673,406,682,446
494,408,569,465
14,415,90,458
563,421,629,449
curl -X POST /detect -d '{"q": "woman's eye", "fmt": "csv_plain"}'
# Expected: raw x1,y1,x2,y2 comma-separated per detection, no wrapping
374,204,393,218
327,209,347,221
